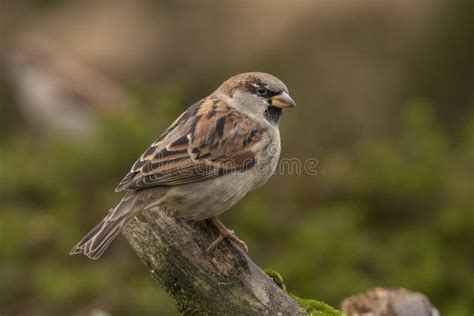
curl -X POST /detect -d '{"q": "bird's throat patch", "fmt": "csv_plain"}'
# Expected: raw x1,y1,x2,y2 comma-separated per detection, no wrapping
264,106,282,125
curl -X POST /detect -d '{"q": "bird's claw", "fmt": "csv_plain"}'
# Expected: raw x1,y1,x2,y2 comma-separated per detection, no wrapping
206,228,248,253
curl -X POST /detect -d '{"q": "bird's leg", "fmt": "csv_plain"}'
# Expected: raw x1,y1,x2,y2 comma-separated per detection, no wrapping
206,217,248,253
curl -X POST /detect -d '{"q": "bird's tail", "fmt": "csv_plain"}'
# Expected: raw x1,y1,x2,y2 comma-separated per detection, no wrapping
70,194,138,260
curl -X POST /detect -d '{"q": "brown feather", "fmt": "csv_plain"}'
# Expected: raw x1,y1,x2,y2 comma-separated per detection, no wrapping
115,98,265,192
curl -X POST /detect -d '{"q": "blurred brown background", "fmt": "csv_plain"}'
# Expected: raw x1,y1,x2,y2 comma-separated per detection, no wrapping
0,1,473,315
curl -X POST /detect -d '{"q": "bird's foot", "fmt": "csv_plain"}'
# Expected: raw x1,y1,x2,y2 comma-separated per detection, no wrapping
206,217,248,253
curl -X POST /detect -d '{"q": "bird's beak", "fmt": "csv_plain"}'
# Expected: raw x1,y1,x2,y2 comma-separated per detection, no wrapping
270,91,296,109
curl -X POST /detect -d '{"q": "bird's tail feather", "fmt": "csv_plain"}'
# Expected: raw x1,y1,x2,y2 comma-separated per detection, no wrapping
70,194,137,260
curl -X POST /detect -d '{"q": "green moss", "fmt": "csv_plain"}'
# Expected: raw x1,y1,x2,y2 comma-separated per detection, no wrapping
291,296,343,316
265,270,344,316
265,269,287,292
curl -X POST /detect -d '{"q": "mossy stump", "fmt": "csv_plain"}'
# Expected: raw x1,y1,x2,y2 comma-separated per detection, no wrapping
122,207,302,315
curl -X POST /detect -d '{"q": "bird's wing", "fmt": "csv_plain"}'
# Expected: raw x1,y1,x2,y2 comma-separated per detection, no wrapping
115,97,266,192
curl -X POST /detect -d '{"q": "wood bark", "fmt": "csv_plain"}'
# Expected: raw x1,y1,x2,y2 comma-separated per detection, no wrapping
122,207,302,315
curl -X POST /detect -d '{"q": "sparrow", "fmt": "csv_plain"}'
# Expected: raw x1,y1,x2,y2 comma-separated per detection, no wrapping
5,36,128,137
340,288,439,316
70,72,296,260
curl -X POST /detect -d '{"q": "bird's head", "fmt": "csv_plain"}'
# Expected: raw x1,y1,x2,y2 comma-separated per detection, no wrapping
217,72,296,124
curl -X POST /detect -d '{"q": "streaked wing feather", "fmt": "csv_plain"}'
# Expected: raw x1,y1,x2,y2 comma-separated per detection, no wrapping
116,97,264,192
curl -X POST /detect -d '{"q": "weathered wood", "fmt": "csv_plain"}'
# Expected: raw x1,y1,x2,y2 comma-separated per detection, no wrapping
122,207,302,315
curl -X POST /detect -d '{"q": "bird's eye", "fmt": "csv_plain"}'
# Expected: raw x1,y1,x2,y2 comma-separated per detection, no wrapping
256,87,267,96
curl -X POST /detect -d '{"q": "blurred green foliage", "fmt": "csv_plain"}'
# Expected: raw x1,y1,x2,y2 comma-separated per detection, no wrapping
272,101,474,316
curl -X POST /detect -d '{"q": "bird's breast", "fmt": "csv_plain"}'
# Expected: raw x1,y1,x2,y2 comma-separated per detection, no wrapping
251,127,281,189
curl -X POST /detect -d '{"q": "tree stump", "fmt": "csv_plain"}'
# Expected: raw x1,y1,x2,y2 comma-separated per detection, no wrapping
122,207,302,315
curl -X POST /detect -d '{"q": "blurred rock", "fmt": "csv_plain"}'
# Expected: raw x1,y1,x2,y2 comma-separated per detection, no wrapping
4,36,129,137
340,287,439,316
